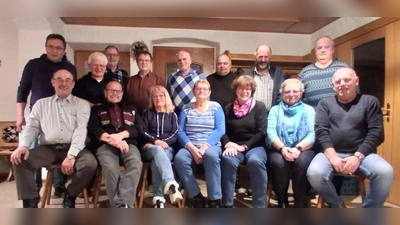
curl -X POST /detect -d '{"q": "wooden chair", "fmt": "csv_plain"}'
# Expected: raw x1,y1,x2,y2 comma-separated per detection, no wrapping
316,173,366,208
41,164,90,208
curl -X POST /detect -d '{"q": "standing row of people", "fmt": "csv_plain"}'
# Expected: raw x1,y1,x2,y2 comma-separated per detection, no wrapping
12,33,393,208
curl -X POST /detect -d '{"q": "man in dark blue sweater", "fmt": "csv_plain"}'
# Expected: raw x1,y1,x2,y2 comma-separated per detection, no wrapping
307,67,393,208
16,34,77,195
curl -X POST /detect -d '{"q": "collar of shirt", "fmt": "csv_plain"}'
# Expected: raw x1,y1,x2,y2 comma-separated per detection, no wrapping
176,68,196,77
53,94,73,103
254,66,271,77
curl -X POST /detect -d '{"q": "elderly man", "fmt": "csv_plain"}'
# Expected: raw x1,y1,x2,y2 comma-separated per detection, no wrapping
104,45,129,88
207,53,238,109
166,51,206,115
11,69,97,208
73,52,113,106
307,67,393,208
88,81,143,208
16,33,77,196
125,43,165,115
298,36,350,107
243,44,285,112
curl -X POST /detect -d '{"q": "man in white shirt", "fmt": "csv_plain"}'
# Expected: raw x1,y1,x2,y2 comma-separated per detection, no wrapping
11,69,97,208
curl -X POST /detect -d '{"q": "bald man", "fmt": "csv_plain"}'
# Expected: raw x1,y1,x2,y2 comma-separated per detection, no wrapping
307,67,393,208
242,44,285,111
207,53,238,109
166,51,206,115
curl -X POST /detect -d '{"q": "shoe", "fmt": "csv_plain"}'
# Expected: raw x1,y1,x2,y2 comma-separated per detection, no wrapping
62,190,76,208
164,181,183,204
117,204,130,208
22,197,39,208
192,193,206,208
153,197,165,208
54,186,64,198
208,199,222,208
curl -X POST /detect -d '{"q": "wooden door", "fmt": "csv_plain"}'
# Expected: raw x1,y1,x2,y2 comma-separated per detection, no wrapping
152,46,215,84
335,23,399,205
74,50,131,79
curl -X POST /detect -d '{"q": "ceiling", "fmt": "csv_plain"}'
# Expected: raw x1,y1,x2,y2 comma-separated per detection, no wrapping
60,17,339,34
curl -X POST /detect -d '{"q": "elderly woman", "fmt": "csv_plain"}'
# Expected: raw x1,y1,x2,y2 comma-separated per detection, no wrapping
173,80,225,208
266,78,315,208
141,85,183,208
221,75,268,208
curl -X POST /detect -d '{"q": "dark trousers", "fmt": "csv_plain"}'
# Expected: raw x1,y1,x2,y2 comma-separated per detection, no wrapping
268,149,316,208
14,144,97,200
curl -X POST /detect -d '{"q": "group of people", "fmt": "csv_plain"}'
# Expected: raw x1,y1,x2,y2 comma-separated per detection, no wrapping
11,33,394,209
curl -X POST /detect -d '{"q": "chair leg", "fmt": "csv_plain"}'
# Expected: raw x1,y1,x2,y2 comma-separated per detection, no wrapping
316,195,324,208
92,169,102,208
359,177,366,202
41,167,54,208
178,189,186,208
266,181,272,205
137,164,148,208
82,188,89,208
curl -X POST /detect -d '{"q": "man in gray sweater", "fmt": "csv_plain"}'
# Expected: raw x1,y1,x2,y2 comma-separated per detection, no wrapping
307,67,393,208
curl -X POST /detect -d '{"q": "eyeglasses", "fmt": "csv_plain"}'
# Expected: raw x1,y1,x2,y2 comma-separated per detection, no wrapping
283,90,300,95
106,89,123,94
195,87,209,91
138,59,151,63
152,94,165,99
53,78,73,84
91,64,106,68
46,45,65,51
106,53,119,57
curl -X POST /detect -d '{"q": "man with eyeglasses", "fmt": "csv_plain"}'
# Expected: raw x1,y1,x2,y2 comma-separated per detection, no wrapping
87,81,143,208
242,44,285,112
11,69,97,208
104,45,129,88
16,33,77,197
73,52,113,107
125,42,164,115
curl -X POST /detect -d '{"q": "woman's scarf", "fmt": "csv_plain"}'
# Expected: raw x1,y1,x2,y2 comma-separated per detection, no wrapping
277,101,308,147
233,97,256,118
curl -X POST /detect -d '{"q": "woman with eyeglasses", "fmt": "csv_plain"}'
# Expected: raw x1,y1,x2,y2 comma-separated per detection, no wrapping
266,78,315,208
220,75,268,208
141,85,183,208
173,80,225,208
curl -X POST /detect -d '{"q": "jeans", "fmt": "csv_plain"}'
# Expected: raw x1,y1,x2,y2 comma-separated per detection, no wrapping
268,149,315,207
173,146,222,200
307,152,394,208
96,144,142,208
221,146,267,208
141,145,176,199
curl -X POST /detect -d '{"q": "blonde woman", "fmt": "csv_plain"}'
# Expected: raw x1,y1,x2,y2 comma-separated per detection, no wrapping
141,85,183,208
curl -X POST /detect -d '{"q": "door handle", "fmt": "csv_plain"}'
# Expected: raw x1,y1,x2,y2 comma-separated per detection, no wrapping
381,103,390,122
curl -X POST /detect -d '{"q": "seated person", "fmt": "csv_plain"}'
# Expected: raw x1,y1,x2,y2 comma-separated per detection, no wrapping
220,75,268,208
173,80,225,208
267,78,316,208
141,85,183,208
307,67,394,208
88,81,143,208
11,69,97,208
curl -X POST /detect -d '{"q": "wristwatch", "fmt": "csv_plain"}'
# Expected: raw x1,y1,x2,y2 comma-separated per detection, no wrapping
354,155,364,162
296,146,303,152
278,146,284,152
67,154,76,160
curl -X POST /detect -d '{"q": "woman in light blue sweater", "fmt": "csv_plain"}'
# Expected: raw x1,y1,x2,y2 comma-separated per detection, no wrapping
174,80,225,208
266,78,315,208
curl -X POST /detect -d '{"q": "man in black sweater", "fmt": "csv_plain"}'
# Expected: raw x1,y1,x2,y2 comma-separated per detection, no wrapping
307,67,393,208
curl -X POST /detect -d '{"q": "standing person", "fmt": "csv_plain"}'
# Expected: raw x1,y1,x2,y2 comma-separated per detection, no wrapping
141,85,183,208
72,52,112,106
307,67,393,208
166,51,206,115
11,69,97,208
266,79,316,208
243,44,285,111
104,45,129,88
173,80,225,208
88,81,143,208
298,36,350,107
16,33,76,195
125,41,165,115
207,53,238,109
220,75,268,208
